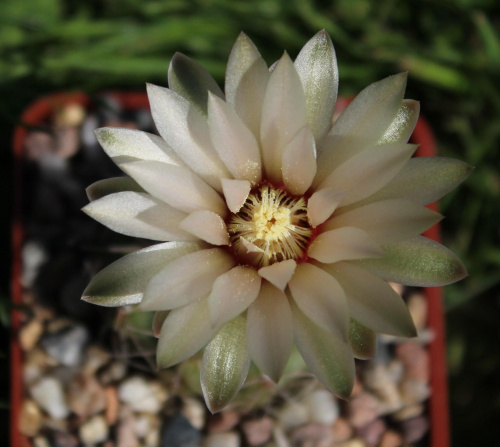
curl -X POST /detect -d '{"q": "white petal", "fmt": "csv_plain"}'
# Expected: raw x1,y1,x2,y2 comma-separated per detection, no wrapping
95,127,184,168
288,263,349,338
179,210,229,245
157,298,218,368
319,143,417,206
282,126,317,195
258,260,296,291
225,33,270,138
208,266,261,327
324,262,417,337
246,282,293,382
308,227,383,264
82,242,203,307
294,30,338,144
140,249,235,310
348,318,377,360
86,177,144,201
221,178,251,213
82,192,194,241
146,83,230,191
260,53,307,183
314,73,407,186
377,99,420,145
207,93,261,185
307,187,346,228
122,161,227,217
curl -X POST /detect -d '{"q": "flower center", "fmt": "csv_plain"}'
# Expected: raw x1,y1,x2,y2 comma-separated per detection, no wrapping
228,186,313,267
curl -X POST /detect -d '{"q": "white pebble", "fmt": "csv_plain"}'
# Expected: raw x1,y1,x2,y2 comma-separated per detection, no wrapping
304,389,339,425
30,377,69,419
79,415,109,445
203,432,240,447
182,397,206,430
118,376,167,413
277,401,309,429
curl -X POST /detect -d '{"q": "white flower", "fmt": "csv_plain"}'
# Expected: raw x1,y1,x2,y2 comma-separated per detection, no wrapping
82,31,470,412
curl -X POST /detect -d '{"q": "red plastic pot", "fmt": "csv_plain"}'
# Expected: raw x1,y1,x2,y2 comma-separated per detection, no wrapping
11,92,450,447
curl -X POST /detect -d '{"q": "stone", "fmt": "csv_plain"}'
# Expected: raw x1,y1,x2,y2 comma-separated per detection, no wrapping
41,324,89,367
20,319,44,351
337,438,366,447
23,348,57,385
386,360,404,384
401,416,429,443
56,104,86,127
347,392,380,428
207,410,240,433
277,401,309,429
392,404,425,421
363,363,402,413
117,408,141,447
99,361,127,384
19,399,42,437
105,386,120,426
33,436,51,447
51,431,79,447
82,345,111,376
160,412,201,447
67,375,107,418
22,241,48,287
303,389,339,425
134,414,160,439
203,432,240,447
145,427,161,447
182,397,206,430
242,416,273,446
395,342,430,383
79,415,109,445
378,430,403,447
407,293,428,330
399,378,430,405
332,418,352,442
30,376,69,419
356,418,386,447
290,424,336,447
118,376,167,413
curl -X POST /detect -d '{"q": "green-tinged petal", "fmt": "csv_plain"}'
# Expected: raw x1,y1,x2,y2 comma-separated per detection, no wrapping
152,311,169,337
82,242,203,307
294,30,338,144
291,301,355,399
377,99,420,145
168,52,224,116
201,315,251,413
348,318,377,360
355,236,468,286
86,177,144,201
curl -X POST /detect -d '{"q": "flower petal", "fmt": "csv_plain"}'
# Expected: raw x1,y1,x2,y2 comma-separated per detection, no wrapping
82,242,203,307
140,248,235,311
308,227,383,264
208,266,261,327
225,32,270,138
207,93,261,185
146,83,230,191
260,53,307,183
201,315,251,413
246,282,293,382
168,52,224,116
122,161,227,217
315,73,407,186
82,192,194,241
157,298,218,368
307,187,346,228
355,236,468,286
180,210,229,246
282,126,317,195
291,301,354,399
86,177,144,201
152,311,169,337
258,260,297,291
221,178,251,213
324,262,417,337
294,30,338,144
323,199,442,244
319,143,417,206
288,263,349,339
377,99,420,145
348,318,377,360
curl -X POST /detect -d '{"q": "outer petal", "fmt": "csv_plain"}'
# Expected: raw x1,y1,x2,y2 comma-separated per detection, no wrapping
207,93,262,185
122,161,227,217
307,187,346,228
82,192,194,241
140,249,235,310
168,52,224,116
225,32,270,138
246,282,293,382
348,318,377,360
294,30,338,144
260,53,307,183
258,260,296,292
180,210,229,246
86,177,144,201
82,242,203,307
201,315,251,413
221,178,251,213
308,227,383,264
324,262,417,337
314,73,407,186
208,266,261,327
147,83,230,191
377,99,420,145
157,298,218,368
288,263,349,339
291,301,354,399
355,236,468,286
323,199,442,244
282,127,317,195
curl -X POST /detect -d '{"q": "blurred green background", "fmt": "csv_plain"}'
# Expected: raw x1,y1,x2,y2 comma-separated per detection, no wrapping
1,0,499,445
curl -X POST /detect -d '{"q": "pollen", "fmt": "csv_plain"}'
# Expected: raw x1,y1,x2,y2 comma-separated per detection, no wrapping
228,186,313,267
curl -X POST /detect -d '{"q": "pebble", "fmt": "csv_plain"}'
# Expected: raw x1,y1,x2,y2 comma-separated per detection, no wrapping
399,378,430,405
134,413,159,439
51,431,79,447
19,399,42,437
401,415,429,443
20,319,44,351
30,376,70,419
82,345,111,376
356,418,386,447
242,416,273,446
117,408,141,447
56,104,86,127
277,401,309,429
347,392,380,428
337,438,366,447
396,342,429,383
303,389,339,425
24,348,57,385
41,324,89,367
363,363,402,413
79,415,109,445
392,404,425,421
99,361,127,384
203,432,240,447
407,293,428,330
33,436,51,447
182,397,206,430
118,376,167,413
332,418,353,442
67,375,107,418
378,430,403,447
21,241,48,287
207,410,240,433
105,386,120,425
160,412,201,447
290,423,336,447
